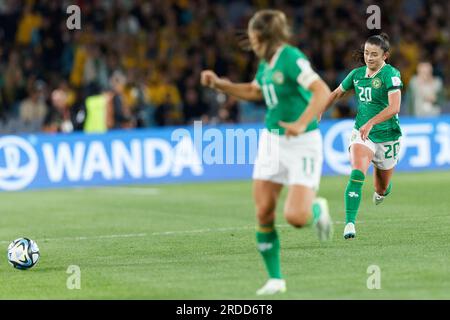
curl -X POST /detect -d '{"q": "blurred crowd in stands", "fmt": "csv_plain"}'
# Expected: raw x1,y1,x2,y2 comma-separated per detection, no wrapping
0,0,448,133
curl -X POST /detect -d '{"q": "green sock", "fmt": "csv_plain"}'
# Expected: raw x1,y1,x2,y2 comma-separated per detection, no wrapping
256,225,282,279
384,182,392,196
345,169,365,224
306,201,322,226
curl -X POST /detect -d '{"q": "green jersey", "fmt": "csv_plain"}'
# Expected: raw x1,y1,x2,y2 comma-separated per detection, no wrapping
340,63,403,142
254,45,320,135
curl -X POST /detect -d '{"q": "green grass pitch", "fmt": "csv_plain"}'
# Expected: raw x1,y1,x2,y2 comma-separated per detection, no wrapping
0,170,449,299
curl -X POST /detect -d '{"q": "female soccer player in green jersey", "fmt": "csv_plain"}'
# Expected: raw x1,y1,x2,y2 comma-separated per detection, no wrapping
322,33,402,239
200,10,333,295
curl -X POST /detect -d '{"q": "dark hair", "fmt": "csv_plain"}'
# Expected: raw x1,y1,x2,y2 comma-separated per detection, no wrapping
353,33,390,65
367,33,390,52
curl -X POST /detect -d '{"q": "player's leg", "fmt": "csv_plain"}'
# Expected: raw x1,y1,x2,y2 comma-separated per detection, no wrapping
283,184,315,227
344,143,374,239
373,167,394,205
283,185,332,241
282,129,332,240
253,179,286,295
371,140,400,205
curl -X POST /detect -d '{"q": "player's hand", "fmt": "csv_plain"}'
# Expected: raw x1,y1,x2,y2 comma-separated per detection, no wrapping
278,121,306,137
200,70,219,89
359,121,374,141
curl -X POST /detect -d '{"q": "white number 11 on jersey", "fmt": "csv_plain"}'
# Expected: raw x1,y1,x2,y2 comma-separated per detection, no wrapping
262,84,279,109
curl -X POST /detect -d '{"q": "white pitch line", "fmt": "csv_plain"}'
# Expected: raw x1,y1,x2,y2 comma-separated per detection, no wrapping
0,233,148,244
0,221,361,244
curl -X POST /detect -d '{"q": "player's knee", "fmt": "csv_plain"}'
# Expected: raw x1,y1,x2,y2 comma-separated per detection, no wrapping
284,209,309,228
256,205,275,225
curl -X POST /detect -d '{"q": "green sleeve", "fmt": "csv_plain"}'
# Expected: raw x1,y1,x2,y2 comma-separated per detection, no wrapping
384,68,403,92
340,69,357,91
253,62,264,87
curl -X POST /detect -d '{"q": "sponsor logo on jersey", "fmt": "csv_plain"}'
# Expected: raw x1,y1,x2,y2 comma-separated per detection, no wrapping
372,77,382,89
272,71,284,84
391,76,401,86
348,192,359,198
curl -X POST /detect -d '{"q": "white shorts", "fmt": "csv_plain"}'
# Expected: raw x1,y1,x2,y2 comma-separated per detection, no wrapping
349,129,401,170
252,129,323,190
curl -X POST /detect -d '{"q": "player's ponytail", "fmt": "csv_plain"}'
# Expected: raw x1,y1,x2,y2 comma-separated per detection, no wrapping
352,44,365,66
379,32,390,42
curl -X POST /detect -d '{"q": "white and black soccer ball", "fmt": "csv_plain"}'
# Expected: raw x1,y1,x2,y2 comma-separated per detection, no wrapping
7,238,40,270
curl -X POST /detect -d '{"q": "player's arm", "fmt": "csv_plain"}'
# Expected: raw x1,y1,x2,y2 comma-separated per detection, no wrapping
277,53,331,136
328,86,347,104
279,78,331,136
318,69,356,121
359,90,401,141
200,70,263,101
319,86,354,120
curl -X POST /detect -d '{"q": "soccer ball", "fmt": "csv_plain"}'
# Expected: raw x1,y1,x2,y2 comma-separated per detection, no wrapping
7,238,40,270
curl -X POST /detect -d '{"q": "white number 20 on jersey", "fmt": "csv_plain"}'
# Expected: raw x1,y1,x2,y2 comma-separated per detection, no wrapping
358,86,372,102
